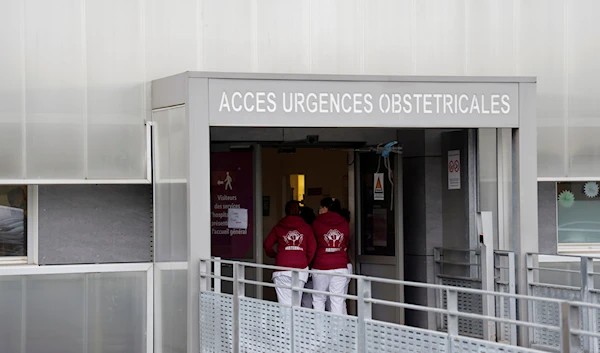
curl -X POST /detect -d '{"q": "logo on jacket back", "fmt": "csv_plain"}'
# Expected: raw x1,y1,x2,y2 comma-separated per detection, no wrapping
324,229,344,252
283,230,304,251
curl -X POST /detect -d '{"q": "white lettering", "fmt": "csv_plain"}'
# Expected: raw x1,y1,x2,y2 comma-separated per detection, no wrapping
480,94,490,114
392,94,402,113
243,92,254,111
342,93,352,113
364,93,373,113
403,94,412,114
444,94,453,114
267,92,276,112
255,92,266,113
283,93,293,113
219,92,231,112
470,94,481,114
319,93,328,113
501,95,510,114
490,94,500,114
232,92,243,112
353,93,363,113
433,94,443,114
296,93,306,113
423,94,433,114
331,93,341,113
379,94,390,113
307,93,318,113
459,94,469,113
414,94,423,113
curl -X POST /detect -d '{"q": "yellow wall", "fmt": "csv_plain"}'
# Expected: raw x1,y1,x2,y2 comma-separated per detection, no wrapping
262,148,349,242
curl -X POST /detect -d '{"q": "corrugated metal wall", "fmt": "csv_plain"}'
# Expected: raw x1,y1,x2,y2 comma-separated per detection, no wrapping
0,0,598,179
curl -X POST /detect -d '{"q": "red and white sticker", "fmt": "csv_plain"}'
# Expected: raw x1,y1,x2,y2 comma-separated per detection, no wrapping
374,173,384,200
448,150,461,190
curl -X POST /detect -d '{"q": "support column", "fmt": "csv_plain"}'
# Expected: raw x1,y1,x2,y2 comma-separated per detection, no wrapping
187,78,212,353
515,82,539,346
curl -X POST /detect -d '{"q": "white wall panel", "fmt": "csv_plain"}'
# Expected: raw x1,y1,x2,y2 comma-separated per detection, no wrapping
24,0,86,178
86,0,146,179
0,0,24,178
465,0,516,76
200,0,253,72
414,0,466,75
0,0,599,179
519,0,566,177
363,0,413,75
145,0,197,81
309,0,362,74
567,0,600,176
256,0,309,73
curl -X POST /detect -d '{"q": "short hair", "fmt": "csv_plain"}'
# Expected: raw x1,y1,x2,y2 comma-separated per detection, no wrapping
285,200,301,216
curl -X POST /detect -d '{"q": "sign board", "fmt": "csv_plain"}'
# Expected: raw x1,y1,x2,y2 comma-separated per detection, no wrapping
448,150,461,190
208,79,520,128
211,151,254,259
227,208,248,229
374,173,385,200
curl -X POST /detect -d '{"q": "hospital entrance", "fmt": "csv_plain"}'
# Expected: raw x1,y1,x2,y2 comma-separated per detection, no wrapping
210,127,496,327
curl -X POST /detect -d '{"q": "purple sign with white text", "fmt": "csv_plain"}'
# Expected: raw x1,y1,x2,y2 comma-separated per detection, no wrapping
211,151,254,259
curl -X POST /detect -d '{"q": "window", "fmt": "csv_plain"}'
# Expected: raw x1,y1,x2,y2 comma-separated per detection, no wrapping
557,181,600,253
0,186,27,260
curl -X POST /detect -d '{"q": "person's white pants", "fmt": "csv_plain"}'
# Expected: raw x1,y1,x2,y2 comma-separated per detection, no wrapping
273,274,306,306
312,267,350,314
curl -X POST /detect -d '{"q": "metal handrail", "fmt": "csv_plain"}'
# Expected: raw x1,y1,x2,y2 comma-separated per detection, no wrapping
200,257,600,353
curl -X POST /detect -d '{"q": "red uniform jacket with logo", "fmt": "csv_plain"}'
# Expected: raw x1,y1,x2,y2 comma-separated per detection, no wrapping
263,216,316,269
311,212,350,270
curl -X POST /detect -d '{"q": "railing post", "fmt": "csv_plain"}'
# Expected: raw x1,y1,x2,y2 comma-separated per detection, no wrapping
357,277,372,353
447,289,459,336
581,257,597,353
199,259,209,292
291,270,300,307
232,262,244,353
447,288,459,351
508,252,517,346
290,270,299,352
481,243,496,341
560,301,581,353
526,254,535,347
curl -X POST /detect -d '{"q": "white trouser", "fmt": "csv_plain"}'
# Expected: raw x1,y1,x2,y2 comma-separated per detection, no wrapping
273,273,307,306
312,267,350,314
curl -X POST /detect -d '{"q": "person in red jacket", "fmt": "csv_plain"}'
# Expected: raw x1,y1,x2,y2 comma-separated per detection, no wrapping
311,197,351,314
263,201,316,306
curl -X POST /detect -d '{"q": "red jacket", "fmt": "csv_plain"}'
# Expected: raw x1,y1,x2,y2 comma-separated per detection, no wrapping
312,212,350,270
263,216,316,269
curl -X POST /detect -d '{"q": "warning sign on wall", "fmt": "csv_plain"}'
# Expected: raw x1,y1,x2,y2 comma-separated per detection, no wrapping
374,173,384,200
448,150,461,190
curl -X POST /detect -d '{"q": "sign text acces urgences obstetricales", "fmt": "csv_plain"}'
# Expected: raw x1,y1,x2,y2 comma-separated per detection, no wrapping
218,91,511,115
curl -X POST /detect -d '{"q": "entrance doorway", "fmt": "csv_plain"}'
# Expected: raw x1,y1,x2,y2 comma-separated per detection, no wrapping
209,126,489,326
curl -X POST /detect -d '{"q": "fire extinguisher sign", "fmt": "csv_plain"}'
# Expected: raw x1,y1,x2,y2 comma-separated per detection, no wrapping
374,173,385,200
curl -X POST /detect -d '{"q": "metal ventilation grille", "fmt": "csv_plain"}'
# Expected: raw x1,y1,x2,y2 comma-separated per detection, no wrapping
293,307,358,353
366,320,447,353
239,297,291,353
200,292,233,353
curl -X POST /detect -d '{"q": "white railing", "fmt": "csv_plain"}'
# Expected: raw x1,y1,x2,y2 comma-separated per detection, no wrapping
0,263,153,353
527,253,600,352
198,257,595,353
495,250,517,345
